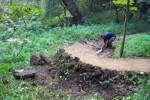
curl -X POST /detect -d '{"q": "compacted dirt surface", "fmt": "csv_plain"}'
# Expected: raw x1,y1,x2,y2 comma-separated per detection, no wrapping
20,38,150,100
65,42,150,73
30,48,149,100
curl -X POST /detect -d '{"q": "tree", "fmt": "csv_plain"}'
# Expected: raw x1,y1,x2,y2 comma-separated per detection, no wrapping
112,0,136,23
62,0,82,24
134,0,150,19
120,0,130,57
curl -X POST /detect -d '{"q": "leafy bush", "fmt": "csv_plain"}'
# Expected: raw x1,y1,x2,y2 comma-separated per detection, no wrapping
114,34,150,57
6,3,44,20
128,21,150,33
0,22,150,99
26,21,45,35
122,76,150,100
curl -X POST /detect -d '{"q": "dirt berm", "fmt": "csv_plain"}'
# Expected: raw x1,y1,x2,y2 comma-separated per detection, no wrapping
64,42,150,73
31,41,150,100
37,48,149,99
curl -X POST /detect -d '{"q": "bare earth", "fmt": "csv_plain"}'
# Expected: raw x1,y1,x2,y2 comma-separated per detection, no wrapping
30,41,150,100
65,42,150,73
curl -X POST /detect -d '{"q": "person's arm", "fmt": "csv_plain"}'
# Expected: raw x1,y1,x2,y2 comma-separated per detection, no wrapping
96,40,108,54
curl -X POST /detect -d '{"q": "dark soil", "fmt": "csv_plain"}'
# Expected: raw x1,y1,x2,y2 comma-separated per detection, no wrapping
29,49,149,100
26,38,150,100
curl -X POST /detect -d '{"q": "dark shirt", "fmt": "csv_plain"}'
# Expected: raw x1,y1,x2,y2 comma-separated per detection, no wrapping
102,32,116,42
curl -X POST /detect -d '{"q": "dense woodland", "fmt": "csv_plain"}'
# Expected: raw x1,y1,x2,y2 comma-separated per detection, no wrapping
0,0,150,100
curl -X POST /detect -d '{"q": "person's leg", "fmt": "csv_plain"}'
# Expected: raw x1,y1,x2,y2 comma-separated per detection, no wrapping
107,36,116,49
103,40,108,50
107,40,112,48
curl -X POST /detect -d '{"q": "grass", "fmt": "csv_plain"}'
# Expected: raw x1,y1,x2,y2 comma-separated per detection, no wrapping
114,34,150,57
0,23,122,100
122,76,150,100
0,22,150,99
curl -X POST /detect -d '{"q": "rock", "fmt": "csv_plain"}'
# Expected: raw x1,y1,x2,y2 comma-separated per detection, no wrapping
13,69,37,79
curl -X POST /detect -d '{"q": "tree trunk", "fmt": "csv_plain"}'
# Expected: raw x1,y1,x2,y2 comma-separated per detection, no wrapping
62,0,82,24
120,0,130,57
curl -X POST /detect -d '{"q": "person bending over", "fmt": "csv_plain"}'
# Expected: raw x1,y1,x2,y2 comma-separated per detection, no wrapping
97,32,116,54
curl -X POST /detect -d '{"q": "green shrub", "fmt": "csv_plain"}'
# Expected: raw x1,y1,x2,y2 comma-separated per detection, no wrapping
0,3,44,23
7,3,44,20
0,23,150,99
114,34,150,57
122,77,150,100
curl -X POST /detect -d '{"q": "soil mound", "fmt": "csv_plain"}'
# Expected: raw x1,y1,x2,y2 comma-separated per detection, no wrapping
29,38,150,99
65,42,150,73
31,49,149,100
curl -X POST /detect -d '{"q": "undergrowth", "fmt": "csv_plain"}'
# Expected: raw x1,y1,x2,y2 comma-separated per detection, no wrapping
114,34,150,57
0,22,150,100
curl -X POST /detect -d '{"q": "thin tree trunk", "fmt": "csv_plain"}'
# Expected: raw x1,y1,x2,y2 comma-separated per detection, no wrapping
62,0,82,24
114,5,119,23
120,0,130,57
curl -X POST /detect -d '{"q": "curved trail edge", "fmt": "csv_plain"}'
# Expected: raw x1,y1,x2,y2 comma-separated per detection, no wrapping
65,42,150,73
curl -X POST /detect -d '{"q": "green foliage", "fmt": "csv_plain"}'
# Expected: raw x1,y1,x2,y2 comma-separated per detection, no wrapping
76,0,92,14
83,10,116,24
0,37,31,61
136,0,150,4
45,0,64,18
43,11,71,27
0,0,149,100
0,63,11,75
122,77,150,100
114,34,150,57
26,21,45,34
0,81,53,100
7,3,44,20
0,23,150,99
113,0,135,5
0,22,122,84
128,21,150,33
0,5,150,98
0,2,44,23
113,0,138,12
83,93,104,100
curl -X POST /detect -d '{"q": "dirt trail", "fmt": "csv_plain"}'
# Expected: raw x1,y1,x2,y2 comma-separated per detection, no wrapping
65,42,150,73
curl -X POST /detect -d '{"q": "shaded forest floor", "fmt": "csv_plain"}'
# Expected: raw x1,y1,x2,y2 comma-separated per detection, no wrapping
0,23,150,100
22,37,150,100
0,2,150,99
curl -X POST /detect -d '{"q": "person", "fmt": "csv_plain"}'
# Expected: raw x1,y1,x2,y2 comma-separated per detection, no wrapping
96,32,116,54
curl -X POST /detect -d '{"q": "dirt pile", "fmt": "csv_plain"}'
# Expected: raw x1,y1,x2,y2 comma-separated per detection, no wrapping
65,42,150,72
23,38,150,99
31,49,148,100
